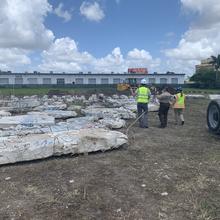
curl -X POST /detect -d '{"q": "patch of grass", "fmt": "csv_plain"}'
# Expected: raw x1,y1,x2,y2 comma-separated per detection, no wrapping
182,186,220,220
198,199,220,220
0,86,118,97
183,88,220,94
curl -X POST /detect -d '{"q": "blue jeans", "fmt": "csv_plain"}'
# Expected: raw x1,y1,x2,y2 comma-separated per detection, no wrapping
137,103,148,127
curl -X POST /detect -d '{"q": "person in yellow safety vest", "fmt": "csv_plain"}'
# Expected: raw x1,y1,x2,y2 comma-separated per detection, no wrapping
130,78,151,128
173,87,186,125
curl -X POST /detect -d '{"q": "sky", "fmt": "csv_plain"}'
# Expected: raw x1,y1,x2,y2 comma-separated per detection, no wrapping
0,0,220,76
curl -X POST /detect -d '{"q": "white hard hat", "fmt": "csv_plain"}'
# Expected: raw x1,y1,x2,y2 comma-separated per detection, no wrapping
141,78,147,84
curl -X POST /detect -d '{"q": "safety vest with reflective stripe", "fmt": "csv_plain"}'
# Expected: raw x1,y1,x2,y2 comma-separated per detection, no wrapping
173,93,185,108
136,86,150,103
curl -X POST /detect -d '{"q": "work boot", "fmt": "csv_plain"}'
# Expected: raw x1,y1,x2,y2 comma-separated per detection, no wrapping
181,121,184,125
158,124,165,128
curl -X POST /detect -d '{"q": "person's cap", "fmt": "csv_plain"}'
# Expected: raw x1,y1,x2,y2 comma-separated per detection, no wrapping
141,78,147,84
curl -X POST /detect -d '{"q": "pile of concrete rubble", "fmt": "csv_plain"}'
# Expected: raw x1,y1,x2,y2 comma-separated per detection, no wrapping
0,94,159,165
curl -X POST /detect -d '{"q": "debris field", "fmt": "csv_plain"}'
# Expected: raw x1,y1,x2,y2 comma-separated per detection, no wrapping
0,94,219,220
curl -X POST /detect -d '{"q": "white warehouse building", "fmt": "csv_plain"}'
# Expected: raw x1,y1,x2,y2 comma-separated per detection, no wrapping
0,72,185,86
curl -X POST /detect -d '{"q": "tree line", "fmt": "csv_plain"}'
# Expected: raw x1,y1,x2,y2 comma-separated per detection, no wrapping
190,55,220,88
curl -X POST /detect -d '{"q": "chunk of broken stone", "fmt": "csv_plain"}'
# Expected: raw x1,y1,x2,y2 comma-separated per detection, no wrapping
0,114,55,128
88,94,98,102
28,110,77,119
209,94,220,100
67,105,83,112
186,94,205,99
112,94,119,99
103,97,123,108
81,106,136,119
0,111,11,117
120,95,128,99
0,116,102,137
117,107,136,119
123,102,159,112
0,128,128,165
34,102,67,111
42,110,77,119
73,95,86,102
0,99,41,112
99,118,126,129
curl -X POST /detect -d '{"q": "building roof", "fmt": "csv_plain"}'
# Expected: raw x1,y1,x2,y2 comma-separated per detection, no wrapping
0,72,185,76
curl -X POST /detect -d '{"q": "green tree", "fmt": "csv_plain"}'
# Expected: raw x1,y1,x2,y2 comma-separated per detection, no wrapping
190,55,220,87
190,69,217,86
211,54,220,82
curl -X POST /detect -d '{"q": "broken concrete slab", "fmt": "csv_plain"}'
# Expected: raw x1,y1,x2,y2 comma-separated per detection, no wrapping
67,105,83,112
0,116,102,137
186,94,205,99
81,106,136,119
0,128,128,165
40,110,77,119
102,96,159,112
0,110,11,117
118,107,136,119
103,97,123,108
99,118,126,129
123,102,159,112
0,114,55,128
148,103,159,112
120,95,129,100
66,116,98,125
33,102,67,111
88,94,98,103
0,99,41,112
112,94,119,99
209,94,220,100
28,110,77,119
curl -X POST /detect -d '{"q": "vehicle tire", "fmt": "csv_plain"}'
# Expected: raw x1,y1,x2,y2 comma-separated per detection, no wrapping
207,100,220,134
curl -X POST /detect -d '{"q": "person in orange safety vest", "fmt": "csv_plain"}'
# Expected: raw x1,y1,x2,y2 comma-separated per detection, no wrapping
172,87,186,125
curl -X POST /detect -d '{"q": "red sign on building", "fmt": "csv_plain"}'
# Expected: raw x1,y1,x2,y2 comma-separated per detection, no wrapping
128,68,148,74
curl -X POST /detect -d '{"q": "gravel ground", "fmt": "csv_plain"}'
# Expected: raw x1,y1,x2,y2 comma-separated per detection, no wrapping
0,98,219,220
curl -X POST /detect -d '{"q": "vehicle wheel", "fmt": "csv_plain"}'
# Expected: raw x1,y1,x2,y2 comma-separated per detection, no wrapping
207,100,220,134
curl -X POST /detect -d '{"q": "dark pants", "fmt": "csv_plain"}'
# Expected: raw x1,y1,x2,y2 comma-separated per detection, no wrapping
158,103,170,127
137,103,148,128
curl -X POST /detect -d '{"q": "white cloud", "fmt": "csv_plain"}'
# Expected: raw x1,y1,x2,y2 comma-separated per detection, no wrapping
39,37,94,72
181,0,220,20
0,0,54,50
165,39,214,60
164,0,220,75
80,1,105,22
54,3,72,22
0,48,31,71
127,49,152,60
39,38,160,73
165,59,199,74
126,48,161,70
93,47,125,72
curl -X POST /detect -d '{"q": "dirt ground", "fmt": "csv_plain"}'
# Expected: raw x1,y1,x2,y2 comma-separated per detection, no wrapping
0,99,220,220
